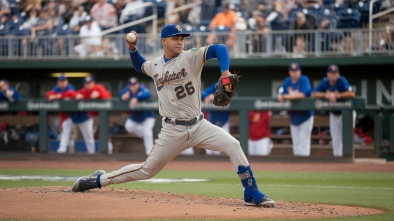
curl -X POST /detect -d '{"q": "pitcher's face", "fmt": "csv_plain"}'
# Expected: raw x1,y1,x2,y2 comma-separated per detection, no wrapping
162,35,185,58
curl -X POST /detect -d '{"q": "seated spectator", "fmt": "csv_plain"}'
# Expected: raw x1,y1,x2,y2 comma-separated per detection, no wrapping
200,0,216,25
90,0,118,30
47,0,58,19
379,19,394,51
31,7,53,37
206,0,237,49
99,37,119,58
69,6,87,33
250,10,270,34
119,0,145,24
22,8,39,29
0,0,11,17
59,0,75,23
300,0,322,8
266,1,290,53
0,15,11,36
318,18,333,51
291,12,314,54
19,0,42,12
74,16,102,58
277,0,297,16
0,80,21,102
165,0,181,24
248,10,270,53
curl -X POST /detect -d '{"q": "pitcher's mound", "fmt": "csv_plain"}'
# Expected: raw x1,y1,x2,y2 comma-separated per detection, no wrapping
0,187,383,220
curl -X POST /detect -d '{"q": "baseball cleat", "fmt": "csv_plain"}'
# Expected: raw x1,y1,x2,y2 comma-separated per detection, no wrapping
72,170,105,192
245,196,275,207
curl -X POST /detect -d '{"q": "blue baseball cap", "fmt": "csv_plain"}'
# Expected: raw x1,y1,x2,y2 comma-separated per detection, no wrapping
83,76,95,83
128,77,139,85
327,64,339,73
57,74,67,81
289,62,301,71
161,24,190,38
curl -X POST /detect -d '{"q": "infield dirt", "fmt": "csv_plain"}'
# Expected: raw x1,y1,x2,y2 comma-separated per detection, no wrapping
1,160,392,220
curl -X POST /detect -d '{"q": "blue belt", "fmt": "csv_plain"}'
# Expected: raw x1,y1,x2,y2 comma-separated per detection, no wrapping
164,114,203,126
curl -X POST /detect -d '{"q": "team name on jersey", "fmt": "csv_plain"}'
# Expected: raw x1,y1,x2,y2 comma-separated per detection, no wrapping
154,68,187,91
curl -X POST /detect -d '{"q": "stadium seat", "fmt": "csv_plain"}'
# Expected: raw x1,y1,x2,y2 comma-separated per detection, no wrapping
337,8,361,29
8,0,21,17
0,18,11,35
56,24,72,36
11,25,30,36
356,0,381,25
143,0,166,18
323,0,336,7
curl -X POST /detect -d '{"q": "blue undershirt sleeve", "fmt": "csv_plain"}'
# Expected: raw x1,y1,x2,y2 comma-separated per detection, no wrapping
129,49,147,74
205,44,230,73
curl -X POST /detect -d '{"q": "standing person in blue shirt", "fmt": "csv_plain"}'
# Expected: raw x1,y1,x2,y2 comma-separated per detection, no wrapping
277,62,314,157
0,80,21,102
312,64,355,157
119,76,155,155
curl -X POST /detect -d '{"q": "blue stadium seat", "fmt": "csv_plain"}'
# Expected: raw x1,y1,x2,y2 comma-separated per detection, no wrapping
11,25,30,36
56,23,71,35
0,18,11,35
122,14,146,33
332,3,347,14
356,0,381,25
337,8,361,29
9,16,23,32
269,13,289,30
143,0,166,18
8,0,21,17
323,0,336,7
52,17,65,34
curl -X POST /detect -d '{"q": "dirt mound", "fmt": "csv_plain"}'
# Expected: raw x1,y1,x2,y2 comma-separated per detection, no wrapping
0,187,384,220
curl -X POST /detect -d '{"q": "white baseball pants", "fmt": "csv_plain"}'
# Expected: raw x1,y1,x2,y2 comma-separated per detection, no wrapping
330,111,357,157
124,118,155,155
99,119,249,186
180,121,230,155
57,118,95,154
290,116,314,157
248,138,273,156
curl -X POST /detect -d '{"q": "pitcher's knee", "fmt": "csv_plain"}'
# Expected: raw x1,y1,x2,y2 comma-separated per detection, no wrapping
222,139,242,152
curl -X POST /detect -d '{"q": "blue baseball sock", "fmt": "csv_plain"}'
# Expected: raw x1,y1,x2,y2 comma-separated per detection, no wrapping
96,174,102,188
237,165,266,205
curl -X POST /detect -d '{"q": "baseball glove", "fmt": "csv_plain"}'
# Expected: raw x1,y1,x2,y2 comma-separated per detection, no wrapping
213,72,240,107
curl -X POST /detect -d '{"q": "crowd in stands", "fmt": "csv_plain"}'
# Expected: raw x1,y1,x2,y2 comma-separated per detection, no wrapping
0,0,393,57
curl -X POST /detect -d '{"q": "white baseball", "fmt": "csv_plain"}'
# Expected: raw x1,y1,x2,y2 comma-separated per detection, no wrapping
126,33,137,43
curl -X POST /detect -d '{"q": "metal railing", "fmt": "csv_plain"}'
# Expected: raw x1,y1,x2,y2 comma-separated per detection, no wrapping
0,28,392,60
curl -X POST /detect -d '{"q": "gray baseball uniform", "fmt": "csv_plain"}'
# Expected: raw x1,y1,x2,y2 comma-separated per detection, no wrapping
72,24,275,207
99,46,248,186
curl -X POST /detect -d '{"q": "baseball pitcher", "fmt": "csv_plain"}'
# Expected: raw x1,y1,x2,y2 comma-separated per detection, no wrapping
72,24,275,207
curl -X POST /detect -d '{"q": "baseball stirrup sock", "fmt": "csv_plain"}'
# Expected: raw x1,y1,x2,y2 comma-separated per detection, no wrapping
237,165,266,205
96,174,102,188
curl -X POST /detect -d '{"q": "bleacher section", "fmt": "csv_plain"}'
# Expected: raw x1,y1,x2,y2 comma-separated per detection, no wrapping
0,0,392,58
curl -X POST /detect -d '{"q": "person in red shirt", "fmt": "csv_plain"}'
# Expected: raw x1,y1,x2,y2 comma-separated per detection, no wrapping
75,76,111,101
248,111,273,156
46,74,75,128
75,76,113,154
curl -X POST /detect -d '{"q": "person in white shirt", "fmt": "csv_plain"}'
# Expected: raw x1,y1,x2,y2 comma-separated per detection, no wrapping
74,16,102,58
119,0,145,24
69,6,88,33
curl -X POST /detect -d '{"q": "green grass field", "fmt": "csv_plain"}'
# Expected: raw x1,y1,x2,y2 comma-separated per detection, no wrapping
0,168,393,221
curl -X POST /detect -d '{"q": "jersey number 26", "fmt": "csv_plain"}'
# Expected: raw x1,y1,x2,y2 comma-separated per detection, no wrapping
174,81,195,99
